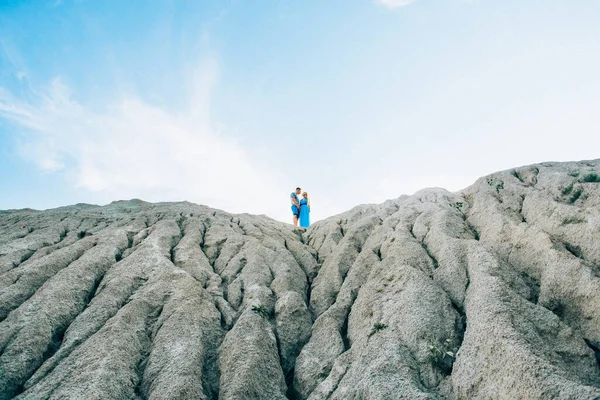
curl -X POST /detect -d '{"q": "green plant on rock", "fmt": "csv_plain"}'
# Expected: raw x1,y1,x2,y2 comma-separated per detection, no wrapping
427,334,458,367
582,173,600,183
581,193,590,201
562,216,586,225
59,227,69,241
369,322,388,337
496,181,504,194
561,183,574,196
487,178,504,194
568,187,584,204
251,304,270,319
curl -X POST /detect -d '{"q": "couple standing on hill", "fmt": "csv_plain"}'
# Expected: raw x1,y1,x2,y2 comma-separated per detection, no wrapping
290,187,310,228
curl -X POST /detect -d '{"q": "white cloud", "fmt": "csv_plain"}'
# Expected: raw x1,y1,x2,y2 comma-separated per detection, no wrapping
376,0,416,8
0,58,289,220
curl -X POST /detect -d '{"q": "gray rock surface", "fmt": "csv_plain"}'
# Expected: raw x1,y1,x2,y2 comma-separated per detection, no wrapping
1,160,600,399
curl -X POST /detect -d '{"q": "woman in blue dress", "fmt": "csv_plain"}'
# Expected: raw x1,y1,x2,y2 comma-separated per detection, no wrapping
299,192,310,228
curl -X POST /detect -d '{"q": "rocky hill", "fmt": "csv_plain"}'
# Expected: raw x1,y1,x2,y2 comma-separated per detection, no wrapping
1,160,599,399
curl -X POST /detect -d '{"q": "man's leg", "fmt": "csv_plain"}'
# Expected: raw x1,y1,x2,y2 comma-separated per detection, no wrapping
293,215,299,226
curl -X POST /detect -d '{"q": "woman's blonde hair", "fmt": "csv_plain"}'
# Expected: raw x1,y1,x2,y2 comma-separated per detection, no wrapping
303,192,311,208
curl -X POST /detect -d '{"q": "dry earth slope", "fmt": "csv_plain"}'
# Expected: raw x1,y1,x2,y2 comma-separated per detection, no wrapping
1,159,600,399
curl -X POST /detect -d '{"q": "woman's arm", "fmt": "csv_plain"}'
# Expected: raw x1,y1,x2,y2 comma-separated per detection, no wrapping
291,194,300,207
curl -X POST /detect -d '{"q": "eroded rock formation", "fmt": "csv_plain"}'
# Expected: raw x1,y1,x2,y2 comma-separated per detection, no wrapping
1,160,599,399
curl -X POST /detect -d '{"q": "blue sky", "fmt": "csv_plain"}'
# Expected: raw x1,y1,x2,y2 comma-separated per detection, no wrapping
1,0,599,222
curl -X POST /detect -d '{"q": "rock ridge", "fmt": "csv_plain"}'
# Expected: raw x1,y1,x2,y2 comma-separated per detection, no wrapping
0,159,599,399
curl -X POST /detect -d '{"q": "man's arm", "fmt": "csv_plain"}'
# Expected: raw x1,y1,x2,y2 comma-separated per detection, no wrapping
290,194,300,207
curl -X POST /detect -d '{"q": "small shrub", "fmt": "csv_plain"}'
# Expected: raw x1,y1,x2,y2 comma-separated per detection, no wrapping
251,304,270,318
487,178,505,194
569,187,584,204
370,322,388,336
562,216,586,225
568,171,580,178
582,173,600,183
427,334,458,371
59,228,69,241
561,183,574,196
497,181,504,193
453,201,464,209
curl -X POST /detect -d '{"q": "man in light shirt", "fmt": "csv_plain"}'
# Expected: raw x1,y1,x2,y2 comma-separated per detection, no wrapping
290,187,301,226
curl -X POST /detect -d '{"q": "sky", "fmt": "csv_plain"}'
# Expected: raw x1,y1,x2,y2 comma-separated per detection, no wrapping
1,0,599,223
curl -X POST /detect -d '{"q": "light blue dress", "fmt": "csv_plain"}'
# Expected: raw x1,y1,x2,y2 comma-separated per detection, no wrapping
299,198,310,228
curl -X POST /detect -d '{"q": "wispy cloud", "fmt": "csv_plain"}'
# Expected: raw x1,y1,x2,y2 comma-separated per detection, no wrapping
0,38,29,81
376,0,416,8
0,57,287,218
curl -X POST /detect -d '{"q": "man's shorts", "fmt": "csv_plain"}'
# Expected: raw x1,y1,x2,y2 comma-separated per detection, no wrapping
291,205,299,217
